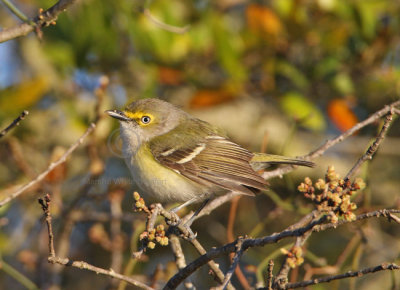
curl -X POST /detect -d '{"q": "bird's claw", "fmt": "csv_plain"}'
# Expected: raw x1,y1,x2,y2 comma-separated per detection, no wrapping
182,223,197,240
166,211,180,226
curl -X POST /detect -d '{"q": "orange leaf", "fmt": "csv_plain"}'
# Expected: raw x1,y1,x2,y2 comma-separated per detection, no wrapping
327,99,359,132
189,89,235,109
158,67,182,85
246,4,283,37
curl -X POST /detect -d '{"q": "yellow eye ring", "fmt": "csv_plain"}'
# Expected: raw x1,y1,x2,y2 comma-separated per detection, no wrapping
141,116,151,124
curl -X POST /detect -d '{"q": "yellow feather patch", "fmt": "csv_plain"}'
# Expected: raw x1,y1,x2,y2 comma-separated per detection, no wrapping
123,111,154,126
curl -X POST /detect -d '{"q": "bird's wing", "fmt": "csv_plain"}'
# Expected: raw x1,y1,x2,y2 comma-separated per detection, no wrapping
149,119,268,196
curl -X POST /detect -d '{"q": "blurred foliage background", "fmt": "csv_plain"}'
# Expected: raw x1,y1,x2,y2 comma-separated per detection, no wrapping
0,0,399,289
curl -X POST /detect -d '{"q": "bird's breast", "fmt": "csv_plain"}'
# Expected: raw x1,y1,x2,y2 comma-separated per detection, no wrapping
125,145,210,203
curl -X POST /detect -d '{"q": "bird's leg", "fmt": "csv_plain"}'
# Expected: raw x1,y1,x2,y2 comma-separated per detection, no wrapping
167,197,198,226
167,198,210,240
177,198,209,240
170,197,198,213
184,198,210,227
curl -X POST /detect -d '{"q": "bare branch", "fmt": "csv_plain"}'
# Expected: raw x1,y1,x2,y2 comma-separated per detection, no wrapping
38,194,153,290
169,235,195,289
0,0,78,43
1,0,32,23
0,110,29,138
215,237,245,290
0,123,96,207
262,99,400,180
165,209,400,287
266,260,274,290
345,111,395,179
307,100,400,159
283,263,399,289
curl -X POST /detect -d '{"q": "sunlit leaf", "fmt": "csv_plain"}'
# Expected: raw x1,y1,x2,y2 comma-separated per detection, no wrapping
189,89,235,109
0,77,50,118
281,92,326,131
327,98,358,132
246,4,284,38
332,72,354,95
158,67,182,85
276,61,309,90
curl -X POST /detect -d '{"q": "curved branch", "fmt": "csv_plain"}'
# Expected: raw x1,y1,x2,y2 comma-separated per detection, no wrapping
165,209,400,288
0,123,96,207
283,263,399,289
0,110,29,138
0,0,78,43
262,99,400,180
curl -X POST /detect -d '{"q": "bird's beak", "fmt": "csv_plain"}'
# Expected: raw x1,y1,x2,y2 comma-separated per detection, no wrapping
105,110,131,122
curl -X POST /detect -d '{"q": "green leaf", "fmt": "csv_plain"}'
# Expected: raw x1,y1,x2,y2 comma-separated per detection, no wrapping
281,92,327,131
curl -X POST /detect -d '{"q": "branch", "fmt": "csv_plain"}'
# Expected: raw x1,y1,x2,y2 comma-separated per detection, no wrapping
165,209,400,287
0,110,29,138
215,237,245,290
146,204,233,289
345,111,394,179
262,99,400,180
307,100,400,159
169,235,195,289
283,263,399,289
0,123,96,207
38,194,153,290
1,0,32,24
0,0,78,43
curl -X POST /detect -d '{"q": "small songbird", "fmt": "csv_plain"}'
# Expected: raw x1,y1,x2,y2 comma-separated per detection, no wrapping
106,99,314,213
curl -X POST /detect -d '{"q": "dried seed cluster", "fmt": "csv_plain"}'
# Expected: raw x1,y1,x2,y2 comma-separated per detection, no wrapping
140,225,169,249
281,246,304,268
298,166,365,223
133,192,169,249
133,191,146,211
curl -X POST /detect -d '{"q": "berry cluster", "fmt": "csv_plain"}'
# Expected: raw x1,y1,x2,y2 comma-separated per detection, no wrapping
140,225,169,249
133,192,169,249
281,246,304,268
298,166,365,223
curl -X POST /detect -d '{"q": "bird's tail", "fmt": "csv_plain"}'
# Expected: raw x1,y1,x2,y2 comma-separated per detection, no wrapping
250,153,315,169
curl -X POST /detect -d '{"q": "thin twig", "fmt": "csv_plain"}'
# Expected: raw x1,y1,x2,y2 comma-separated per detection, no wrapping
169,235,195,289
1,0,33,24
38,194,153,290
226,196,251,289
0,110,29,138
0,0,77,43
189,239,234,290
216,237,245,290
165,209,400,287
345,111,395,180
0,258,40,290
283,263,399,289
143,8,190,34
141,203,232,289
38,194,56,257
193,191,242,222
273,212,324,287
307,100,400,159
266,260,274,290
262,99,400,180
0,123,96,207
47,256,153,290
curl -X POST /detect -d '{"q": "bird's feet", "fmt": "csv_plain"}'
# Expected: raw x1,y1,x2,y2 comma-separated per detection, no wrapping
166,210,180,226
165,211,197,240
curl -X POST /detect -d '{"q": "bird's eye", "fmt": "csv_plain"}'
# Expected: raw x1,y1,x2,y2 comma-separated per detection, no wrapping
141,116,151,124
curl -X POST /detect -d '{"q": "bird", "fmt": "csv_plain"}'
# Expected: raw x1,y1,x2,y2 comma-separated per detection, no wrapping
106,98,314,217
